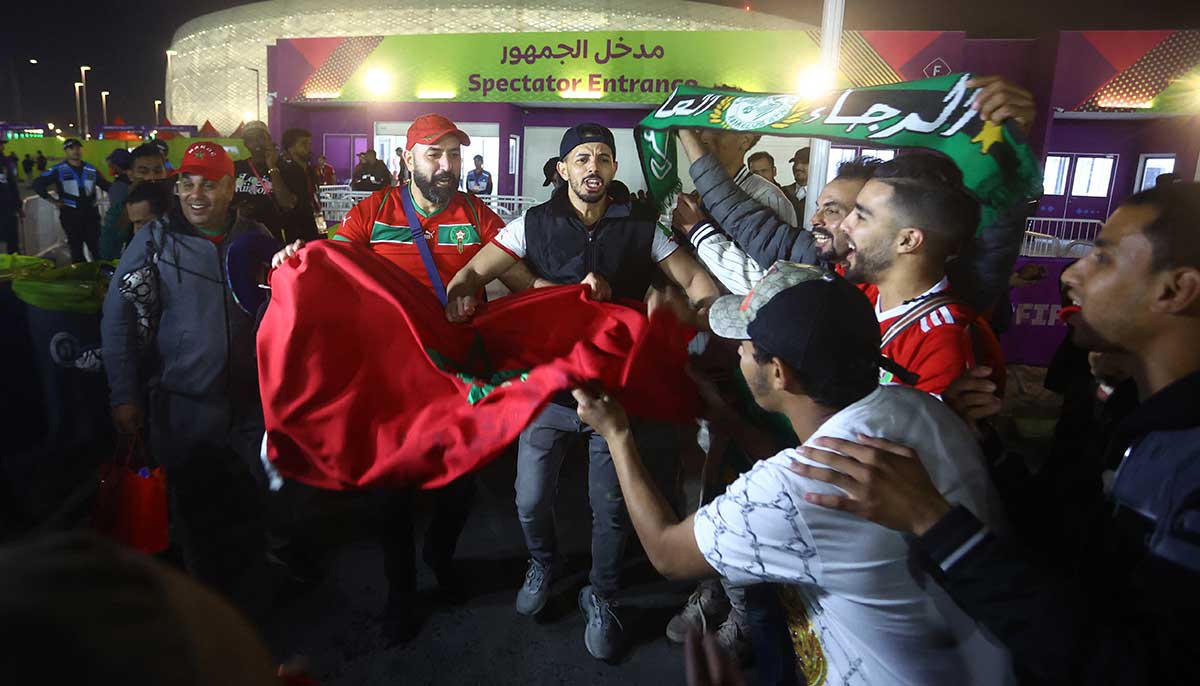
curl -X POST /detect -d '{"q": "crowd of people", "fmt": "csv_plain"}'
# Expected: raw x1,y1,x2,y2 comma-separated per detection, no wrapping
3,72,1199,686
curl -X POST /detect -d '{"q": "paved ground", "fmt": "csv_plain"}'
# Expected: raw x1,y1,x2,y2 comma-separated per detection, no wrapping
260,443,718,686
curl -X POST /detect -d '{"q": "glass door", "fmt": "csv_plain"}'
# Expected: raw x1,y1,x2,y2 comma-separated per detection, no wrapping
1064,154,1117,221
375,122,501,193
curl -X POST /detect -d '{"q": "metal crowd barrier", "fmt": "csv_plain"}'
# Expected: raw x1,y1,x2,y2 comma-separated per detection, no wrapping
1020,217,1102,258
318,186,540,226
17,194,113,260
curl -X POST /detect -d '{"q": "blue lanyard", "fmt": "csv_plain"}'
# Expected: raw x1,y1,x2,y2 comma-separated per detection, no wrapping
399,185,449,307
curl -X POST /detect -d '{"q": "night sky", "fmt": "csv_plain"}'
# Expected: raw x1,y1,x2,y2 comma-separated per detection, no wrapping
3,0,1198,132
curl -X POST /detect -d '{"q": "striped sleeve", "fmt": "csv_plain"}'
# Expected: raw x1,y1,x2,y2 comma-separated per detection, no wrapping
688,221,765,296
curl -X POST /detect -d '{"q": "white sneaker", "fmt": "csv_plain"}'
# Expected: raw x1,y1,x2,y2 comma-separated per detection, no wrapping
665,579,730,643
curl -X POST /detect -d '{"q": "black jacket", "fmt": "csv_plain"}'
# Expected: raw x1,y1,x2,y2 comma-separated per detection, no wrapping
351,160,393,192
522,182,659,302
915,371,1200,684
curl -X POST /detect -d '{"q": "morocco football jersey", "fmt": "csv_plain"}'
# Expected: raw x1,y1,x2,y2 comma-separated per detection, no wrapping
860,277,1001,396
333,184,505,287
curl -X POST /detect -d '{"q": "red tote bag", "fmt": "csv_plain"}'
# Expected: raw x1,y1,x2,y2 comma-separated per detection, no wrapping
94,436,169,554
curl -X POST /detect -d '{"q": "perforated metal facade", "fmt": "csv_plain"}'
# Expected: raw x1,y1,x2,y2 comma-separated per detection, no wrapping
167,0,809,134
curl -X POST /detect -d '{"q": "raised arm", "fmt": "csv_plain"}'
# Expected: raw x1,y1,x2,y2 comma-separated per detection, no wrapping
671,192,764,295
265,147,298,211
958,75,1039,313
677,129,819,268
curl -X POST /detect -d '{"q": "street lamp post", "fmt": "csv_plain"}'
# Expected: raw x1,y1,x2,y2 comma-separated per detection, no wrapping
803,0,844,224
242,66,261,121
80,65,91,139
154,99,162,125
13,57,39,122
165,50,177,122
100,91,110,127
73,82,83,139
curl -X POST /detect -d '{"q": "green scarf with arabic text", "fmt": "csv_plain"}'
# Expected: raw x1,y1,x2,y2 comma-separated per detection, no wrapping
635,73,1043,235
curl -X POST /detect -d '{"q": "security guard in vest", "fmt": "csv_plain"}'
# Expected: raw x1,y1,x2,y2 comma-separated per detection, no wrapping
444,123,719,661
33,138,112,263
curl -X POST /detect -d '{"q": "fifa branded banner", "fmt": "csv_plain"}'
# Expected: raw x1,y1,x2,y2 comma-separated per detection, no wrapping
311,31,822,103
636,73,1045,234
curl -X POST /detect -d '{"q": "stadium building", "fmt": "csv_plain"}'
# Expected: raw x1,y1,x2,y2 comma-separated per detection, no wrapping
169,6,1197,200
167,0,811,173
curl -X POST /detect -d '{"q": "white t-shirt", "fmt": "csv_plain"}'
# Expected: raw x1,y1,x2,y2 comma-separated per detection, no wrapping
493,213,678,263
693,385,1013,686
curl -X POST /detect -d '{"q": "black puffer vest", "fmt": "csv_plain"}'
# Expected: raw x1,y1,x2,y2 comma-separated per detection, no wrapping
522,183,659,302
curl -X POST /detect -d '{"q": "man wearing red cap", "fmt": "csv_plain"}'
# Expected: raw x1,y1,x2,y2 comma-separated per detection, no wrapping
102,141,279,617
275,114,528,292
270,114,534,637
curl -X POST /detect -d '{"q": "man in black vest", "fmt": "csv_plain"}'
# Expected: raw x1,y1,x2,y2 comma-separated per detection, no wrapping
445,123,719,661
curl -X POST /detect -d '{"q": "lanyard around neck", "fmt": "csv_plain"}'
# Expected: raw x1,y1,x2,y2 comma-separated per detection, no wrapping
247,160,272,195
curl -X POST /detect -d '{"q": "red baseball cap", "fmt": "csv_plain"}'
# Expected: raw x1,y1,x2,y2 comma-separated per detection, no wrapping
406,114,470,151
178,141,234,181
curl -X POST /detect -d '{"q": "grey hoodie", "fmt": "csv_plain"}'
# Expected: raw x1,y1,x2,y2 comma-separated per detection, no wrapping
102,207,275,415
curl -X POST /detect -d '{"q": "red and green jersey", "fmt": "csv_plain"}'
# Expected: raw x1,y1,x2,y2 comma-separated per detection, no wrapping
333,184,505,289
860,278,1003,396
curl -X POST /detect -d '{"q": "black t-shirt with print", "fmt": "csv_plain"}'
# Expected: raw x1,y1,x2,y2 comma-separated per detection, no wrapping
233,158,288,242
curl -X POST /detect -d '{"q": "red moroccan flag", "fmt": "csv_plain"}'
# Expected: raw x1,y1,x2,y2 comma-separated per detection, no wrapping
258,241,698,491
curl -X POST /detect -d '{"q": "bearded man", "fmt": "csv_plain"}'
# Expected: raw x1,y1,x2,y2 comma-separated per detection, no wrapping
269,114,535,640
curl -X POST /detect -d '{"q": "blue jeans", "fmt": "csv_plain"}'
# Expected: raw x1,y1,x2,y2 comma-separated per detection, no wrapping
515,402,674,598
